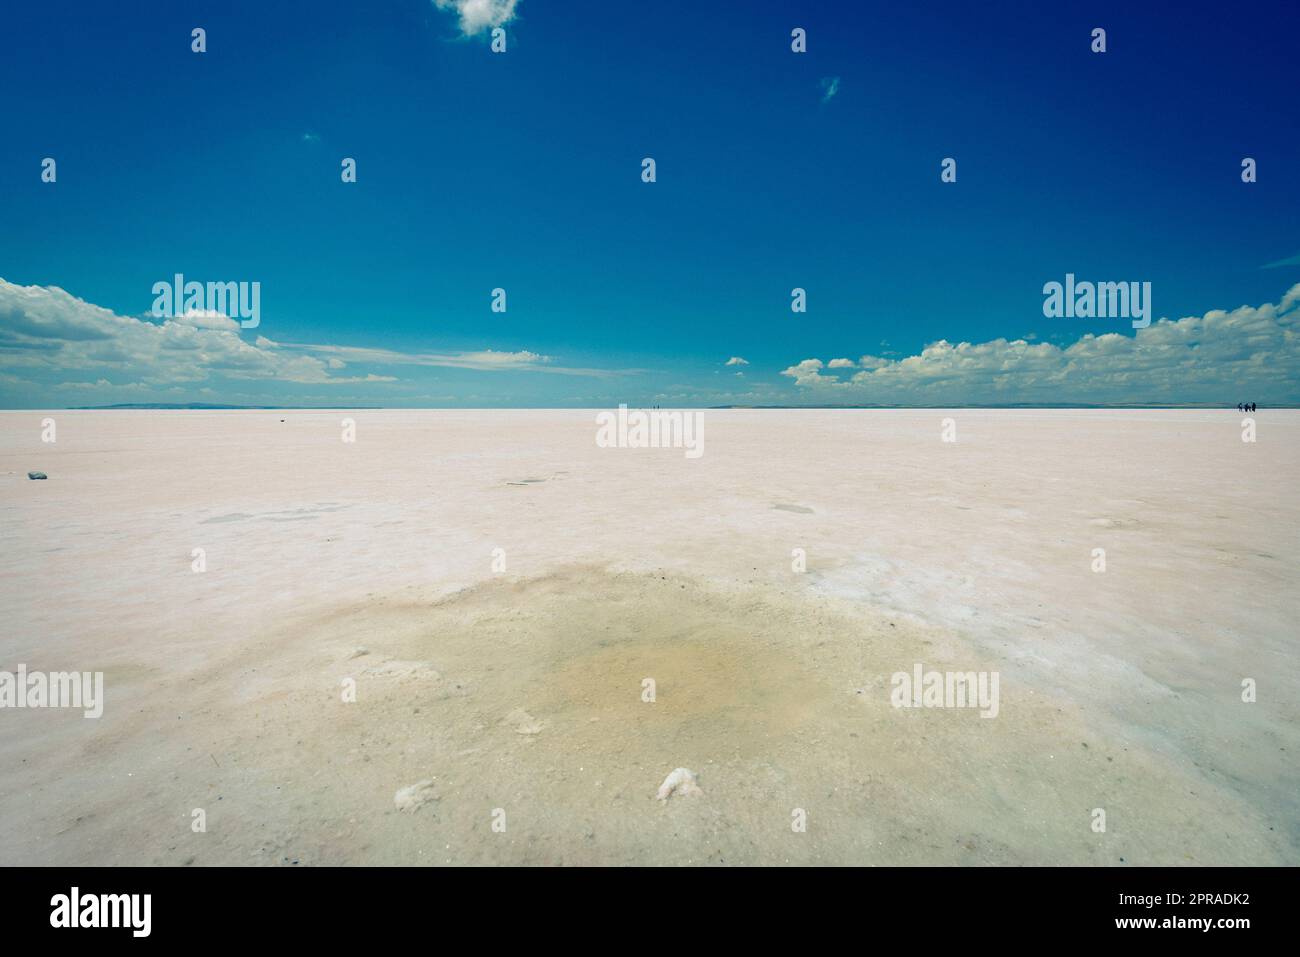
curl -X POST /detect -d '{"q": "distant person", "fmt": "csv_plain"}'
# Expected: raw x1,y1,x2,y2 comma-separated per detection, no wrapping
1251,402,1257,412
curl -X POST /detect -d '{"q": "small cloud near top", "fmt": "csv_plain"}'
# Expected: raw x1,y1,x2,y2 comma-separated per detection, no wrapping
820,76,840,103
725,356,749,366
433,0,519,36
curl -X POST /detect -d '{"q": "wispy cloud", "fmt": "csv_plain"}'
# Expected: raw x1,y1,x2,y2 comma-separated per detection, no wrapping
275,341,549,370
820,76,840,103
781,285,1300,404
433,0,519,37
276,341,617,377
1262,250,1300,269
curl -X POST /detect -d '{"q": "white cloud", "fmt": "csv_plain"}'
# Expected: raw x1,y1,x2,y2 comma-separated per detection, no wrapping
433,0,519,36
782,358,831,387
827,357,855,368
277,342,618,377
284,341,553,371
820,76,840,103
0,279,610,404
0,281,381,387
177,309,242,332
1262,251,1300,269
725,356,749,366
781,285,1300,404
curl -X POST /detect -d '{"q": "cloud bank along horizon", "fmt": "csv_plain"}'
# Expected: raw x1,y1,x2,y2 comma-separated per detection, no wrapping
1,278,1297,407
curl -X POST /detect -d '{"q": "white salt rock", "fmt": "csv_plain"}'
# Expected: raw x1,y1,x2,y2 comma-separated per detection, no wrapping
502,707,543,735
656,767,702,802
394,780,438,813
363,659,439,680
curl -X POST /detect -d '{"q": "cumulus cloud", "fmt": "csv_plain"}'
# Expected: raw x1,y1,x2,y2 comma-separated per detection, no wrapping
827,358,855,369
0,281,393,389
725,356,749,366
433,0,519,36
0,279,607,404
781,285,1300,405
782,358,832,387
176,310,242,332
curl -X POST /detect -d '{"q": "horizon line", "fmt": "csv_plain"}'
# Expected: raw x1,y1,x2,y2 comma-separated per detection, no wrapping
0,404,1290,412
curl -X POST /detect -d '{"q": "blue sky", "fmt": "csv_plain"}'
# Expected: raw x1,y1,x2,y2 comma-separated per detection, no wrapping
1,0,1297,407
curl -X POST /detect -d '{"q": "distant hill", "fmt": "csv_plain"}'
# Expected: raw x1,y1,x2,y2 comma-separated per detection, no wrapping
74,403,384,410
61,403,1290,411
706,403,1281,409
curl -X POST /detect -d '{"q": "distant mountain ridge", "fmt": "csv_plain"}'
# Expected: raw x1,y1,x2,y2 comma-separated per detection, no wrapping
72,403,383,410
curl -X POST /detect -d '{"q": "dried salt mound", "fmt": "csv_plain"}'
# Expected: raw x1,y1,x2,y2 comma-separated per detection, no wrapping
362,659,440,680
1089,517,1141,530
656,767,703,802
394,780,438,813
502,707,543,735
